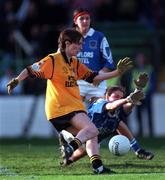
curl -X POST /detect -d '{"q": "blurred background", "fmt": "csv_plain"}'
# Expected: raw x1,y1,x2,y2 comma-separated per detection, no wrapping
0,0,165,138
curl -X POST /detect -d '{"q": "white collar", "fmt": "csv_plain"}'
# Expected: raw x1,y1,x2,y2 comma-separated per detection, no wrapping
84,28,95,38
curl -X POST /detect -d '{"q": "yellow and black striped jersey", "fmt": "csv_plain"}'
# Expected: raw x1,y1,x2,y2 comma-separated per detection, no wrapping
27,51,95,120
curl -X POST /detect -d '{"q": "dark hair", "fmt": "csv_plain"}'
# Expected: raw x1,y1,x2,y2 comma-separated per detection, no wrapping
105,86,126,96
72,8,90,27
58,28,83,51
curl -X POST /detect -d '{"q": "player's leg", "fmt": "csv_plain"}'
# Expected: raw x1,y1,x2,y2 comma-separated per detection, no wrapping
60,112,98,159
69,147,87,162
51,111,98,167
70,113,115,173
70,112,99,143
84,136,115,174
59,124,110,165
59,112,97,169
59,129,87,165
116,120,134,140
70,114,115,173
60,113,115,174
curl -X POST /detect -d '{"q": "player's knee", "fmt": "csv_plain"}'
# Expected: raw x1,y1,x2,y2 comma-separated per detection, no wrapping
87,124,99,137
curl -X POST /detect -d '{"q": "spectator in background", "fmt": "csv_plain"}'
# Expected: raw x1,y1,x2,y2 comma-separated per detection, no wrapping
19,0,43,57
130,52,156,137
95,0,140,22
0,0,19,74
113,0,140,21
94,0,117,22
67,0,97,13
153,0,165,29
37,0,69,55
138,0,165,30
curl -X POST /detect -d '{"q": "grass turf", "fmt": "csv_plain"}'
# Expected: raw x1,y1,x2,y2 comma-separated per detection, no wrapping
0,137,165,180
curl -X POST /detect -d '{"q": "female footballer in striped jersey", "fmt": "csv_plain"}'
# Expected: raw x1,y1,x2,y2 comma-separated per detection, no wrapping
7,28,132,174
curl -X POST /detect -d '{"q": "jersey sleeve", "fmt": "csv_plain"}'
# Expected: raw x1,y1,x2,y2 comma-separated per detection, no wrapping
77,61,98,83
100,36,115,70
88,99,107,117
26,55,54,79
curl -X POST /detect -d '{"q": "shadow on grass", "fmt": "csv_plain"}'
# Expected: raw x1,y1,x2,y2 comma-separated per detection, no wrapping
110,163,165,169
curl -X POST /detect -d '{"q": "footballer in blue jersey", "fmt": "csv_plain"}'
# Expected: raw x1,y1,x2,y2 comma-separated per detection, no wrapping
73,8,115,105
60,84,154,165
88,86,153,160
88,98,126,143
77,28,114,71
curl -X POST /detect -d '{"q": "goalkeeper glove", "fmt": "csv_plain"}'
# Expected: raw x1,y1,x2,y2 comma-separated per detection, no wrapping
127,90,145,105
134,72,149,90
117,57,133,75
7,78,19,95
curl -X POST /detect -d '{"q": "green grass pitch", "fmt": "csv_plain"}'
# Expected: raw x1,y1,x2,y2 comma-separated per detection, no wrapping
0,137,165,180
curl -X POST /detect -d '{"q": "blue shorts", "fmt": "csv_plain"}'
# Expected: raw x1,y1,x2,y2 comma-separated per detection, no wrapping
92,116,121,143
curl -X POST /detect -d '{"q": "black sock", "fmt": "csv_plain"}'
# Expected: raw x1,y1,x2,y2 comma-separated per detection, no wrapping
69,138,82,151
90,154,103,169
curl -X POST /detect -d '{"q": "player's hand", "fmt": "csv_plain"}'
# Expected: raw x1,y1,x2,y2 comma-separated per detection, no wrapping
127,90,145,105
7,78,19,95
117,57,133,75
134,72,149,90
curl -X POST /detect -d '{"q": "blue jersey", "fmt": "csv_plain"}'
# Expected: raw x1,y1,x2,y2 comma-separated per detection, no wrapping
88,98,128,142
77,28,115,71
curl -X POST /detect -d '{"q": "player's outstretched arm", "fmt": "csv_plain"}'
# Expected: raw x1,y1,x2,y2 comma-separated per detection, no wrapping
7,68,29,95
93,57,133,85
105,98,128,111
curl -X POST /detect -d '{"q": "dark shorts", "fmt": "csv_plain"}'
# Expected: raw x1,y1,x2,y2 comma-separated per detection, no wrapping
50,110,86,132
